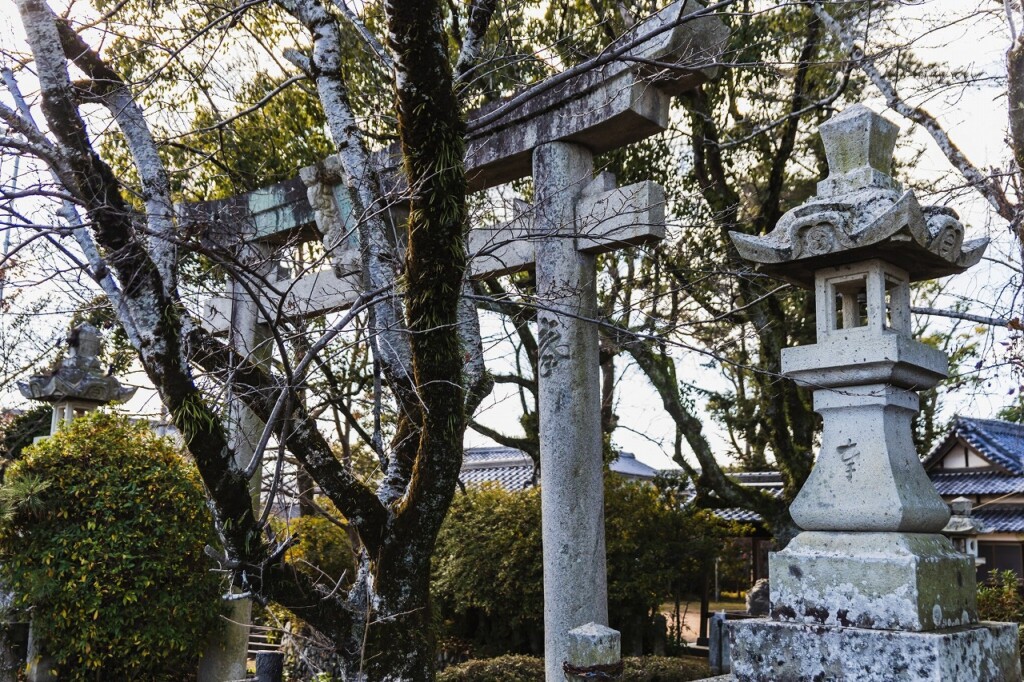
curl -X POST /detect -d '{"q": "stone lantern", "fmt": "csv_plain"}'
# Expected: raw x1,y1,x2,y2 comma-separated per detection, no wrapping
17,323,136,435
726,105,1019,679
944,497,986,567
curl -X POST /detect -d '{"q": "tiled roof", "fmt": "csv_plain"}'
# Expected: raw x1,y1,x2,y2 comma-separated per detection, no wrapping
461,463,536,490
703,475,784,525
715,507,764,523
930,471,1024,496
928,417,1024,474
611,451,660,479
460,447,659,489
973,507,1024,534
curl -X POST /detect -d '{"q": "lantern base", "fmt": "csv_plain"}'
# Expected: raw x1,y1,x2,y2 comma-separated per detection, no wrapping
728,619,1020,682
769,531,976,632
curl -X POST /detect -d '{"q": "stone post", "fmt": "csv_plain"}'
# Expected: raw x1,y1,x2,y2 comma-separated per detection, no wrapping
727,105,1019,680
25,627,55,682
533,142,611,682
255,651,284,682
563,623,622,680
199,245,272,682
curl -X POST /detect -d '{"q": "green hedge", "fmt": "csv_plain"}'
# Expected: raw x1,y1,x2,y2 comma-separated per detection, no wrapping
432,474,740,656
438,655,711,681
0,412,223,681
977,570,1024,664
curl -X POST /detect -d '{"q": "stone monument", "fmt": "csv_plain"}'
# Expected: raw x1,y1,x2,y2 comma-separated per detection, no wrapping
18,323,136,434
726,105,1020,680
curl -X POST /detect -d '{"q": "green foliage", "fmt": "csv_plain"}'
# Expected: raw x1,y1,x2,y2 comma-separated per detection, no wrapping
437,654,544,682
432,484,543,653
978,570,1024,623
0,405,50,464
281,512,356,588
432,476,736,656
0,412,223,680
437,655,711,682
621,656,713,681
977,570,1024,664
604,476,723,630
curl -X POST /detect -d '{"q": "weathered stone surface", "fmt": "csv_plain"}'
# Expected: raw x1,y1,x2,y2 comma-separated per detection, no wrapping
729,106,987,286
203,264,362,335
534,142,609,682
182,1,727,248
729,619,1020,681
198,599,251,682
566,622,621,666
726,102,1015,682
782,330,947,390
770,532,975,632
25,624,56,682
467,178,665,278
746,579,770,616
185,176,320,247
709,613,731,674
788,385,951,533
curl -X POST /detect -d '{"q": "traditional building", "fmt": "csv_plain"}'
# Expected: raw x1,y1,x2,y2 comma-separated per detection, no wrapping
924,416,1024,581
459,446,659,489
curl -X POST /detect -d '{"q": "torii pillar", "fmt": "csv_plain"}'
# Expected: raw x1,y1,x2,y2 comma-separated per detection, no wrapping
533,142,609,681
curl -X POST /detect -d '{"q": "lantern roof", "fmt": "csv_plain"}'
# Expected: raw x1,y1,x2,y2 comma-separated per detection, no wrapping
17,323,136,405
730,105,987,287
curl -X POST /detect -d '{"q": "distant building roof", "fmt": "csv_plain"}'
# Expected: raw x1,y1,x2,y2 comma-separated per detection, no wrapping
706,474,785,524
925,417,1024,474
972,507,1024,534
931,471,1024,496
728,471,785,489
460,446,660,489
461,447,536,489
714,507,764,523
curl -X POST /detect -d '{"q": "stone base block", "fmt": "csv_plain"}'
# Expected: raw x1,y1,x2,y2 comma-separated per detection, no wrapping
729,619,1020,681
771,531,976,631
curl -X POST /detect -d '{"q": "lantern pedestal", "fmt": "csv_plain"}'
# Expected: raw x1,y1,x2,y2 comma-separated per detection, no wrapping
729,619,1020,682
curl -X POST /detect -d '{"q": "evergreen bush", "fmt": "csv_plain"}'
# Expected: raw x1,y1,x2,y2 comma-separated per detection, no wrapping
0,412,223,680
432,475,737,656
977,570,1024,663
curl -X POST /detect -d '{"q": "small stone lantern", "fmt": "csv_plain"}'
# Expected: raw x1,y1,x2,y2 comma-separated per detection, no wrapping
17,324,136,435
726,105,1019,679
944,496,986,567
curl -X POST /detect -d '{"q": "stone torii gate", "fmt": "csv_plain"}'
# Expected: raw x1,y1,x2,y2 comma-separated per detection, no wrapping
184,3,726,678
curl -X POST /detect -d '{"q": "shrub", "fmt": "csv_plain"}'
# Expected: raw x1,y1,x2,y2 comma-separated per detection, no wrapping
437,655,711,681
432,484,543,655
432,475,738,656
437,654,544,682
0,412,223,681
977,570,1024,663
623,655,712,681
978,570,1024,623
281,512,356,588
0,405,50,464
